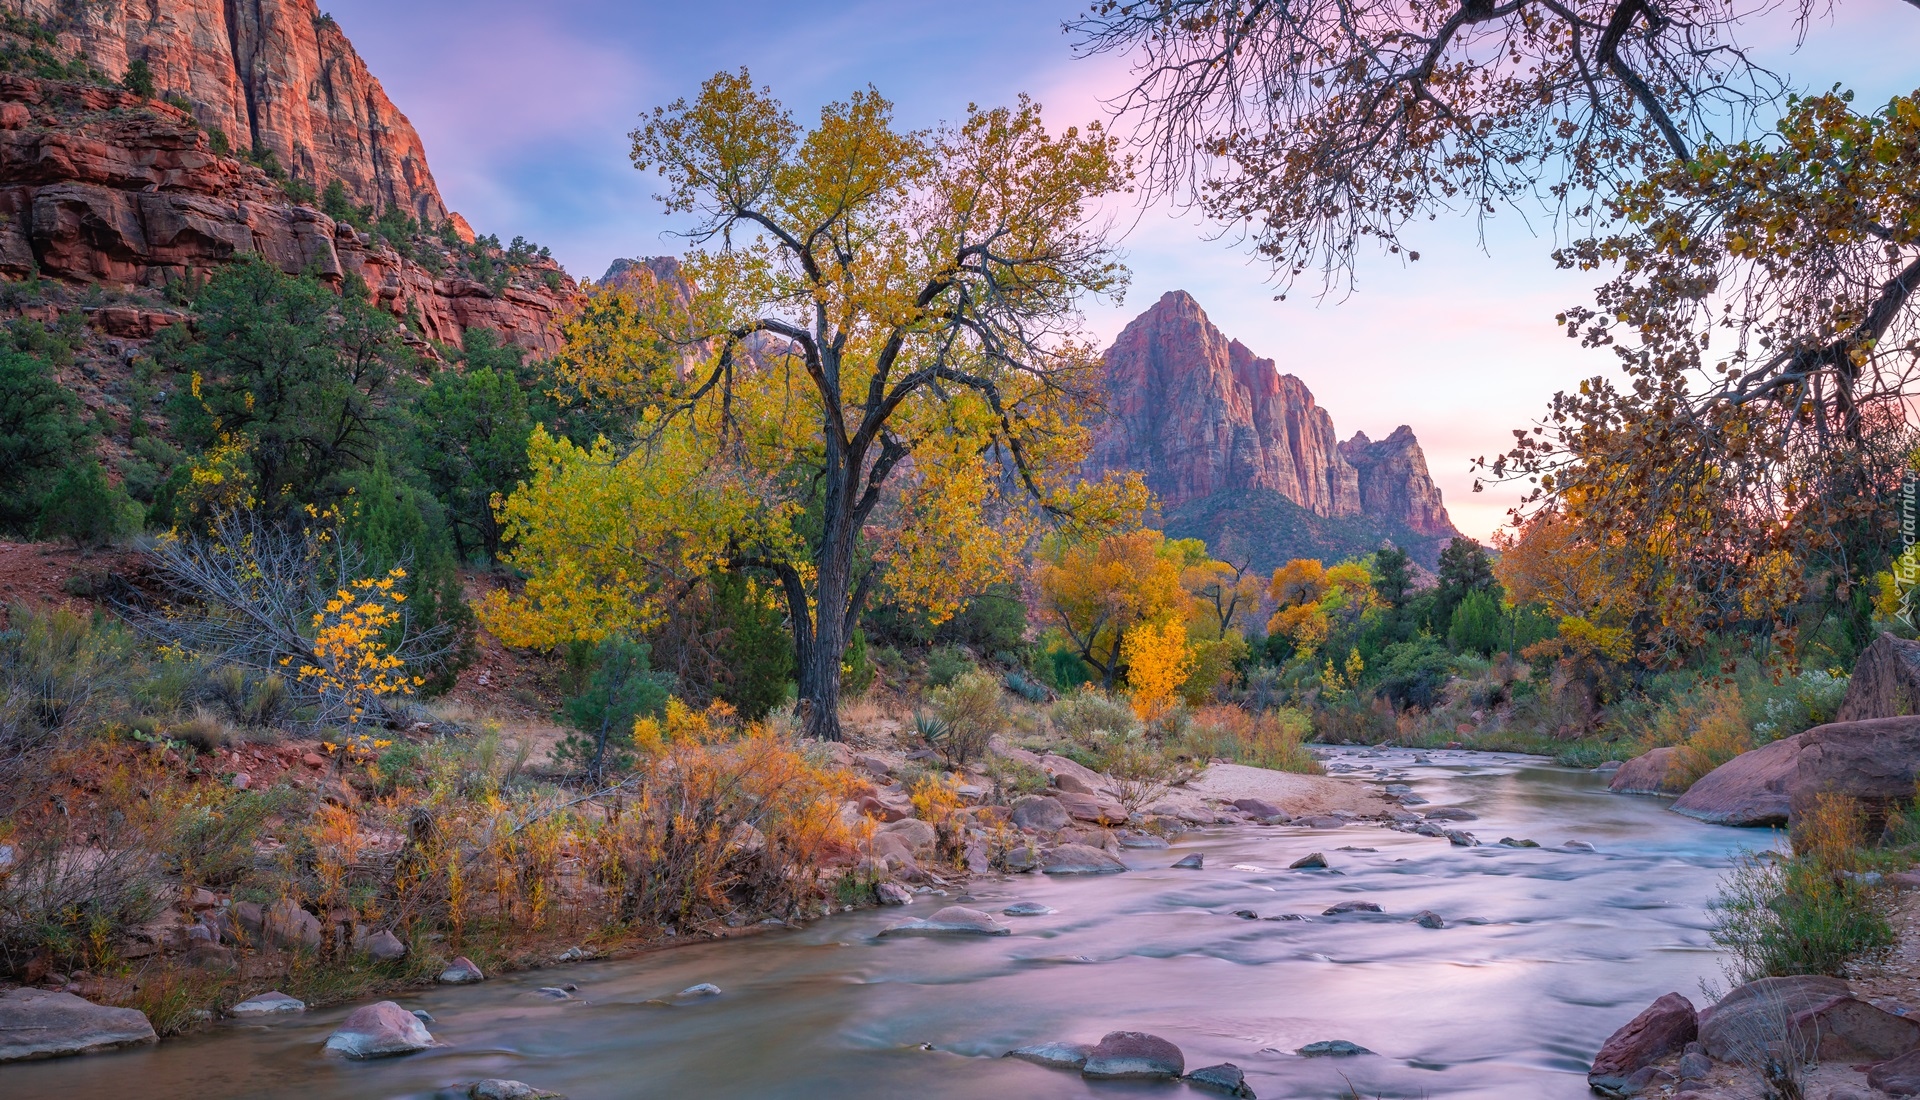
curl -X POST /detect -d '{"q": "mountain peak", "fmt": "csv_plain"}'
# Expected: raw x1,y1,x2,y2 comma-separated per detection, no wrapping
1088,292,1460,566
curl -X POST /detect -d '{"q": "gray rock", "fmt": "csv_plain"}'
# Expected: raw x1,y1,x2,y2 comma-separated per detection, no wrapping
1231,797,1286,819
360,928,407,961
1003,902,1057,916
263,897,322,950
1233,909,1260,919
876,882,914,906
1498,837,1541,848
1563,840,1597,852
1005,1041,1094,1070
1082,1030,1185,1079
1413,911,1445,929
1445,830,1478,847
1172,853,1205,870
1677,1051,1711,1080
881,817,938,852
1186,1062,1257,1097
1323,900,1383,915
0,990,157,1062
535,987,574,1000
1296,815,1348,828
1040,843,1127,875
879,905,1011,936
411,1009,434,1023
1298,1040,1372,1057
677,983,722,998
440,956,486,984
1119,833,1170,849
230,991,307,1017
470,1081,565,1100
1422,807,1478,822
1289,852,1329,870
323,1000,434,1058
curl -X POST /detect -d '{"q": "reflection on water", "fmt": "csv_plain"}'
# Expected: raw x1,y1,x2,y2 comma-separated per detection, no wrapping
6,750,1774,1099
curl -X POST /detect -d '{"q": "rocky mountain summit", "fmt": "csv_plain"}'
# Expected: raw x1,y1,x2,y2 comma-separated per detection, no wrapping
1089,291,1462,567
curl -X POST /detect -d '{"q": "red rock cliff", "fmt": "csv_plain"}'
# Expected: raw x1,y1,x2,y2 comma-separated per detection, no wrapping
1090,290,1460,542
4,0,444,222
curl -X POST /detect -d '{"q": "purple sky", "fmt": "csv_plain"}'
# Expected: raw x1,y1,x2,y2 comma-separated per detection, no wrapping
325,0,1920,540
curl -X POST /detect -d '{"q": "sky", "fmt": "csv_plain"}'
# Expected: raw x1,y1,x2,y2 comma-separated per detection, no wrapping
324,0,1920,540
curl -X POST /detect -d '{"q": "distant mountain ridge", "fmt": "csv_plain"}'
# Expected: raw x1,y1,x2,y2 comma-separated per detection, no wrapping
1089,290,1463,569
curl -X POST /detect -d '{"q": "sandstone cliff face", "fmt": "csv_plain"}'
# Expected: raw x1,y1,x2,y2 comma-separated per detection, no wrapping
0,72,571,352
4,0,444,222
1091,290,1461,553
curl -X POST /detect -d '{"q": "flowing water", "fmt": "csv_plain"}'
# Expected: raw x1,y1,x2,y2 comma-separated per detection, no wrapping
8,749,1774,1099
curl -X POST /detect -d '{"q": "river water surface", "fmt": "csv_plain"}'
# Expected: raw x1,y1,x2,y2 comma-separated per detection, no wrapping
8,749,1773,1099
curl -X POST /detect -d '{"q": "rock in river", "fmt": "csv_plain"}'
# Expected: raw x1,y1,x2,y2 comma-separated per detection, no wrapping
1187,1062,1257,1097
1288,852,1329,870
230,990,307,1017
1323,900,1383,916
1298,1040,1372,1056
323,1000,435,1058
1172,853,1205,870
1082,1030,1185,1079
1005,1041,1094,1070
470,1081,565,1100
1041,844,1127,875
0,989,157,1062
1003,902,1057,916
879,905,1011,937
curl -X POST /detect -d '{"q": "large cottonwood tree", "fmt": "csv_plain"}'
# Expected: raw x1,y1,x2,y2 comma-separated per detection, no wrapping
483,71,1143,739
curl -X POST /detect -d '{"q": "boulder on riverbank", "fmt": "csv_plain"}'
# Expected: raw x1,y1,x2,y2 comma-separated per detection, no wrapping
0,989,157,1062
1789,716,1920,837
1609,747,1690,796
1671,734,1803,826
323,1000,436,1058
1587,992,1696,1096
1836,633,1920,722
1698,975,1849,1061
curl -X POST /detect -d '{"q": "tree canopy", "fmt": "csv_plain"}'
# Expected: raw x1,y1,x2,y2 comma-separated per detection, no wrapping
482,70,1146,738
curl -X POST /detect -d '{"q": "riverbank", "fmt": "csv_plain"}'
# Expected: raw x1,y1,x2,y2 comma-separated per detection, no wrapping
0,708,1400,1064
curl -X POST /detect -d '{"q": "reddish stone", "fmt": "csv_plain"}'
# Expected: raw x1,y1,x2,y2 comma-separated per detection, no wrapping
1609,747,1690,795
1588,993,1697,1094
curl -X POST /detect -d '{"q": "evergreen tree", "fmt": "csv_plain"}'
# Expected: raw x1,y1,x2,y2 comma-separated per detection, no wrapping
560,637,673,778
37,458,134,550
414,362,532,563
0,348,87,534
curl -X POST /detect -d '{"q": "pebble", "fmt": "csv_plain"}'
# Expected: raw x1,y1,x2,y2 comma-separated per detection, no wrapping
1413,911,1446,929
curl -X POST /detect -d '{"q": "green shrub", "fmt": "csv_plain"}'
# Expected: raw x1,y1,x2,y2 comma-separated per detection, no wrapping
121,58,154,98
1049,685,1138,744
36,457,136,549
1447,589,1505,657
1711,854,1895,982
1750,669,1849,743
0,347,86,534
557,637,673,778
1374,636,1455,710
842,627,875,697
925,645,971,689
925,669,1005,766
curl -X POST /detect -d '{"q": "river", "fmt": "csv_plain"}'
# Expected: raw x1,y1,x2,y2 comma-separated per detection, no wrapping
7,748,1772,1099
